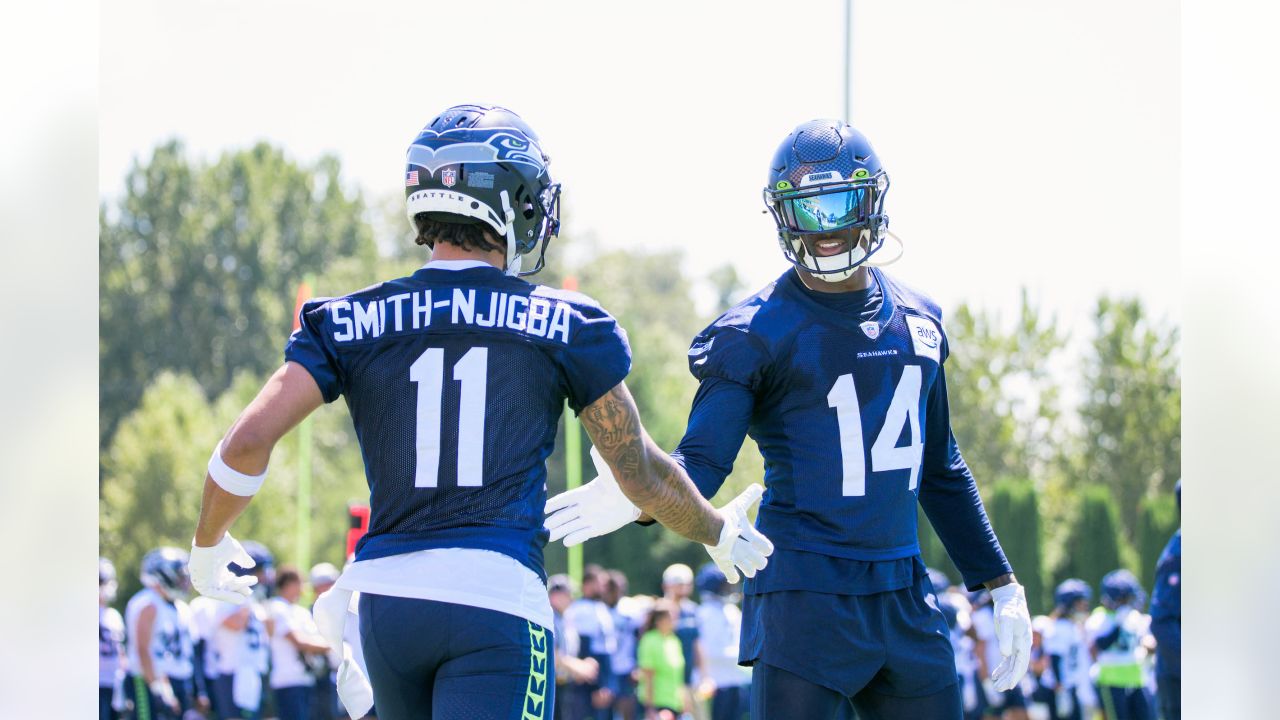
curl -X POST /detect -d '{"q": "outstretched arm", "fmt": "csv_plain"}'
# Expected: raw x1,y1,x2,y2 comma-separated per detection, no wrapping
190,362,323,602
578,382,724,546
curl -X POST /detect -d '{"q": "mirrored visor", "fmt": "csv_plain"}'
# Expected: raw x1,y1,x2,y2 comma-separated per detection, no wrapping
779,187,873,232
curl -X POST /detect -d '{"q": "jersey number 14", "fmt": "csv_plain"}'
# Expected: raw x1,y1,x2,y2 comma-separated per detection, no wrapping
826,365,923,496
410,347,488,488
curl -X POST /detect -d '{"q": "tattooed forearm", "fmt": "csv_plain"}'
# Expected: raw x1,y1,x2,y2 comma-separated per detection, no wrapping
580,382,724,546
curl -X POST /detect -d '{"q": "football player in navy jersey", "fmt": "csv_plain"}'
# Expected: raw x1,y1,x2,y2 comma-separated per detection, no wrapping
543,119,1033,720
186,104,772,720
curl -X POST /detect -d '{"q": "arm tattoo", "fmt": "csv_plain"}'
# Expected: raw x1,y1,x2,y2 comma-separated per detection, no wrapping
580,382,724,546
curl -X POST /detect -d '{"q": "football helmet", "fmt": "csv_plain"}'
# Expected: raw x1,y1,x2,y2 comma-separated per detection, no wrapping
404,104,561,276
763,119,890,282
1053,578,1092,611
140,547,191,597
1101,569,1146,609
230,540,275,597
99,557,118,603
696,562,732,598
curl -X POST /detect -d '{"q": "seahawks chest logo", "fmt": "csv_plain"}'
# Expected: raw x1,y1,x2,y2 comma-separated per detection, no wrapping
407,127,547,177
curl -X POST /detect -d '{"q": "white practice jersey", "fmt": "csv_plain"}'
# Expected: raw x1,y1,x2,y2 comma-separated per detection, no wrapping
125,588,194,680
1042,616,1089,689
269,597,320,689
695,597,751,688
210,600,270,675
99,605,126,687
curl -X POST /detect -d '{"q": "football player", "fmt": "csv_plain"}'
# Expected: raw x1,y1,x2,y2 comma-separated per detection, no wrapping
1089,570,1156,720
126,547,198,720
99,558,126,720
1042,579,1092,720
543,119,1032,720
269,565,333,720
187,104,772,720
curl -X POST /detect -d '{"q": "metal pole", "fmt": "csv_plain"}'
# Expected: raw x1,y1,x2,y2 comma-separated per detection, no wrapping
843,0,853,123
561,277,583,589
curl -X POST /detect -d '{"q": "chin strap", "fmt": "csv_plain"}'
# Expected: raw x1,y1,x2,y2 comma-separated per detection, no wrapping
499,190,520,276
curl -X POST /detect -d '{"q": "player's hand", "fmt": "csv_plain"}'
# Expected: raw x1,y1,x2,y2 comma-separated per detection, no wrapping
704,484,773,582
149,678,178,712
544,446,641,546
989,582,1032,691
188,532,258,604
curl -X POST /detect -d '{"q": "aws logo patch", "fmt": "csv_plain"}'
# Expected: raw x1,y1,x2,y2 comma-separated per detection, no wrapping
905,315,941,363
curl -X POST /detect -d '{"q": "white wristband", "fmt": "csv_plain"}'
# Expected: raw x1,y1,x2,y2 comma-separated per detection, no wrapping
207,440,266,496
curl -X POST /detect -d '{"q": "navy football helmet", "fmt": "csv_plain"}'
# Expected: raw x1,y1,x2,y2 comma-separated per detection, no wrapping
763,119,891,282
1054,578,1092,611
405,104,561,276
140,547,191,597
696,562,732,598
230,540,275,597
1101,569,1146,609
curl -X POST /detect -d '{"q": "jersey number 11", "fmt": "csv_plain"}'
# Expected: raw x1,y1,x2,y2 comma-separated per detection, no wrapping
826,365,924,496
410,347,488,488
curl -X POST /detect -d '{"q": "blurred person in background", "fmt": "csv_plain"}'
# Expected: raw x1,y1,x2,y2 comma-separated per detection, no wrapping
188,104,766,720
1088,570,1155,720
661,564,704,720
126,547,198,720
308,562,341,720
209,541,274,720
638,603,686,720
971,590,1029,720
269,565,332,720
605,570,643,720
1149,481,1180,720
694,563,750,720
927,569,984,720
550,574,598,720
568,564,617,719
1041,580,1093,720
100,558,127,720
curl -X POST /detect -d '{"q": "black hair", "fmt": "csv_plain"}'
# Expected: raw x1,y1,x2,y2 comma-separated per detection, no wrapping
413,214,505,254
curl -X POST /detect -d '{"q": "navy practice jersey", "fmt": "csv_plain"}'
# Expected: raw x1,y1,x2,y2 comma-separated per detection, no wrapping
673,268,1010,593
285,263,631,580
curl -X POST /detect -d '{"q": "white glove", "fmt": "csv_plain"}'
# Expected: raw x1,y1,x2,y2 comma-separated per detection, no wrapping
149,678,178,712
989,582,1032,691
704,484,773,582
189,532,258,604
544,447,641,547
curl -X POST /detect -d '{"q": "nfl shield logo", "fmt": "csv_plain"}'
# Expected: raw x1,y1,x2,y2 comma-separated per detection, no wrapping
860,321,880,340
441,169,457,187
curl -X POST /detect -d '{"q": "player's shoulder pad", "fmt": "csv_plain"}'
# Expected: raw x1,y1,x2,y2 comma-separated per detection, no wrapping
688,280,787,386
530,284,626,344
877,269,944,326
877,269,950,361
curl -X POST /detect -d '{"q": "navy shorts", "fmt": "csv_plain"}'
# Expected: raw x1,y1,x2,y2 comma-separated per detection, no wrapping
359,593,555,720
740,563,956,698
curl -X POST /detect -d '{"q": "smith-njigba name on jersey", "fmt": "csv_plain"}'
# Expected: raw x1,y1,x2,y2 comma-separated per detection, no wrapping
285,263,631,580
323,287,576,344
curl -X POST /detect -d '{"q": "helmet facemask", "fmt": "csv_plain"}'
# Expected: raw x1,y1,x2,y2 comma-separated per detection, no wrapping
764,171,891,282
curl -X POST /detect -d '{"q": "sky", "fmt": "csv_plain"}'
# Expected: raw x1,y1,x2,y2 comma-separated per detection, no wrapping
101,0,1179,340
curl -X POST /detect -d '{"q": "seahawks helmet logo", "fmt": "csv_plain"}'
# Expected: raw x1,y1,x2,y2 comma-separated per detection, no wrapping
407,127,547,177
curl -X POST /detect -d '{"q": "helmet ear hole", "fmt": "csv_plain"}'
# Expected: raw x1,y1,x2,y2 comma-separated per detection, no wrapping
516,185,536,220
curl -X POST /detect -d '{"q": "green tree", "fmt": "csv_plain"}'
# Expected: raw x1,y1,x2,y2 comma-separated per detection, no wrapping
100,140,376,447
1053,484,1136,593
1076,297,1180,542
986,479,1046,614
